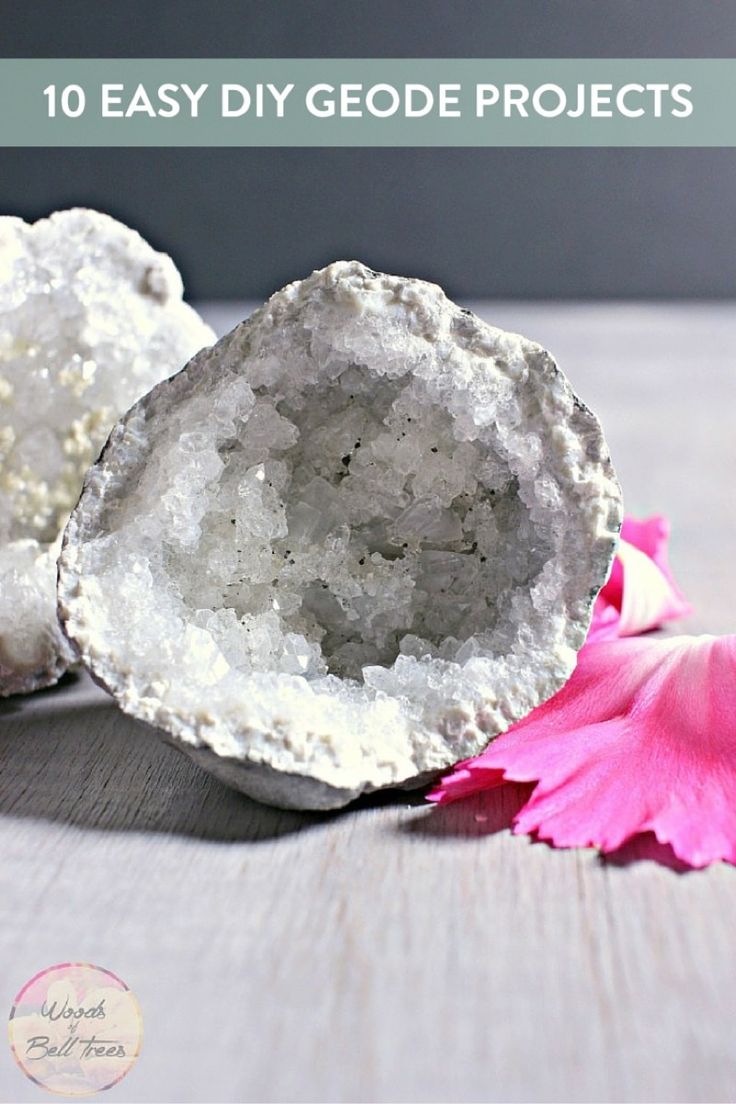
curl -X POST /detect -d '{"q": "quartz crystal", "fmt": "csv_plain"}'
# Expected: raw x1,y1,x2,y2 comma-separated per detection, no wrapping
58,261,622,808
0,208,214,695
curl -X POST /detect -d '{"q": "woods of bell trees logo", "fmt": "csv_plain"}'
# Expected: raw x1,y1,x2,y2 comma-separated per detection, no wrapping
8,963,142,1096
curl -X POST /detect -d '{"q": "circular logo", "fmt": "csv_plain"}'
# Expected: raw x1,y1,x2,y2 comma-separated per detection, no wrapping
8,963,142,1096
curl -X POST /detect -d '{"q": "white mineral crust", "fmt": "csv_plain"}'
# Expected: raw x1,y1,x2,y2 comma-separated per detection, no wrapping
0,208,214,695
59,261,622,809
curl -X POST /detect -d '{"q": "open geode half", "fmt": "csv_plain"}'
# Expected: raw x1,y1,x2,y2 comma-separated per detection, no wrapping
0,208,214,695
59,261,622,810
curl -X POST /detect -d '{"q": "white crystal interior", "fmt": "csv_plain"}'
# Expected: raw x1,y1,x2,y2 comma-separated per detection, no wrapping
167,377,554,681
0,208,214,693
0,537,72,685
60,262,621,797
0,208,213,547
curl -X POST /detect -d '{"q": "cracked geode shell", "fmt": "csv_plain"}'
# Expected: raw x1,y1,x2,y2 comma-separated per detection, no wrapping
0,208,214,696
59,261,622,809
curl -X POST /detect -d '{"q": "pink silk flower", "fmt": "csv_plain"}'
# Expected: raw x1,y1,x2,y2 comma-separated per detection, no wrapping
588,514,692,641
428,515,736,868
429,635,736,868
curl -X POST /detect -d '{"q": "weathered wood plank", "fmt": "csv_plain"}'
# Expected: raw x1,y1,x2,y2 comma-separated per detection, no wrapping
0,303,733,1103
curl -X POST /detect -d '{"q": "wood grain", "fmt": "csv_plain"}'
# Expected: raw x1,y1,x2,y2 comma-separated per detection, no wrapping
0,303,734,1104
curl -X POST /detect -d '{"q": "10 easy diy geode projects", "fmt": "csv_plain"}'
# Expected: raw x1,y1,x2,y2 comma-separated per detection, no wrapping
0,209,214,695
59,261,623,810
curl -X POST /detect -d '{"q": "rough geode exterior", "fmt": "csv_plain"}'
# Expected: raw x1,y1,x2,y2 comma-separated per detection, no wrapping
0,208,214,696
59,261,622,809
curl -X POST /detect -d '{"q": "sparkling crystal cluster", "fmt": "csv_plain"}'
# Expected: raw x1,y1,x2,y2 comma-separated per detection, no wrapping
59,261,622,808
0,208,214,694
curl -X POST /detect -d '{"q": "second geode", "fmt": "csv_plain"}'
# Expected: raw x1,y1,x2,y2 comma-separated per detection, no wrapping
59,262,622,810
0,208,214,696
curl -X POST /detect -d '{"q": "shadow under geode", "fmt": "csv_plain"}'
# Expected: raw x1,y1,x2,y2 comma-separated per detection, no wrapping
0,672,698,869
0,668,429,842
0,668,106,717
0,672,319,841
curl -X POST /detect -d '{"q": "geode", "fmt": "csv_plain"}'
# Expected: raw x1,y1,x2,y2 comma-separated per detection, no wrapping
0,208,214,695
59,261,622,810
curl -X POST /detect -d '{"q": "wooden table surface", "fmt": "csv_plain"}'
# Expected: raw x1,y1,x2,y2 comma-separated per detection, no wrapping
1,302,734,1104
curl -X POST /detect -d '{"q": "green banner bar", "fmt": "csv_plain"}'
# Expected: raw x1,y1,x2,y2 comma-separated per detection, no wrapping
0,58,732,146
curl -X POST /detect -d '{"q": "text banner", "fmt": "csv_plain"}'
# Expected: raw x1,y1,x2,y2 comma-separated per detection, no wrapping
0,59,734,146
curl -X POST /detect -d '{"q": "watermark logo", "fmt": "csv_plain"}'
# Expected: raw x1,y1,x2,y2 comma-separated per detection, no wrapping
8,963,142,1096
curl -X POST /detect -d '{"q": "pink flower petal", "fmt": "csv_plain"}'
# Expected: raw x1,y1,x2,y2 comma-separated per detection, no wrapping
588,514,691,642
429,636,736,868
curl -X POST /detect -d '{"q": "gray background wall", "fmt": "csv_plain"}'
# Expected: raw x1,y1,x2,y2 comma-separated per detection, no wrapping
2,0,736,300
